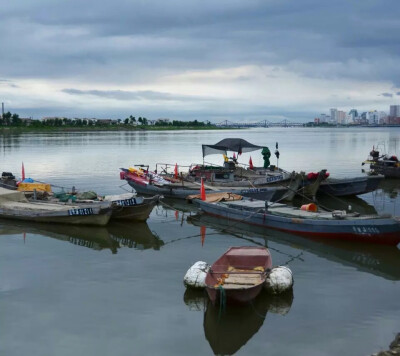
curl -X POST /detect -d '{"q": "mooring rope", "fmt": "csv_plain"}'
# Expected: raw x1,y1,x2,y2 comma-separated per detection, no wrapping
218,285,226,320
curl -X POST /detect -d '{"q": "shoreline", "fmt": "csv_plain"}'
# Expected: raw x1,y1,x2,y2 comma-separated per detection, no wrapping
0,125,235,133
1,124,399,134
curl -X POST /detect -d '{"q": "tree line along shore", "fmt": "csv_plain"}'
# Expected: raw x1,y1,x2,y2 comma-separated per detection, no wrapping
0,112,225,131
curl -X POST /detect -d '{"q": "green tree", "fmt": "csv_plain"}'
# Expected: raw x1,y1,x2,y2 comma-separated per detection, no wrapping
11,113,21,126
2,112,11,126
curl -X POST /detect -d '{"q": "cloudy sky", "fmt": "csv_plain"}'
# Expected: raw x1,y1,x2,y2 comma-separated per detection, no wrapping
1,0,400,122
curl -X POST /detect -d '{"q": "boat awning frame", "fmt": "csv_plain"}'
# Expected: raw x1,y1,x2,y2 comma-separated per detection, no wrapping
202,138,264,157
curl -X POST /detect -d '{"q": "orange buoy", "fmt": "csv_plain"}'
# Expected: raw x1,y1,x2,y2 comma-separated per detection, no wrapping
300,203,318,212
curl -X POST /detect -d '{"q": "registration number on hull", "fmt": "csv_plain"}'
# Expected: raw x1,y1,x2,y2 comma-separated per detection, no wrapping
114,198,138,206
253,175,284,185
352,226,380,234
68,208,94,216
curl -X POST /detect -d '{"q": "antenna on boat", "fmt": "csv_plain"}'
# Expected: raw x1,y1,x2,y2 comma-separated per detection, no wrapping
275,142,280,169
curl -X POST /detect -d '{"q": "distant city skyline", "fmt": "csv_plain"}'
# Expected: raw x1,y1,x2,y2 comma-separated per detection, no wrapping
1,1,400,122
315,104,400,125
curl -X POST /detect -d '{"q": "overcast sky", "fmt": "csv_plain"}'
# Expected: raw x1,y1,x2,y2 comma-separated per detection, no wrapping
1,0,400,122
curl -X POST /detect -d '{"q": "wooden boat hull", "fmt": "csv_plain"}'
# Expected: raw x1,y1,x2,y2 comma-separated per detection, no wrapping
197,200,400,245
0,205,112,226
205,246,272,305
318,175,384,197
110,196,159,221
126,176,281,201
206,281,265,305
0,188,112,226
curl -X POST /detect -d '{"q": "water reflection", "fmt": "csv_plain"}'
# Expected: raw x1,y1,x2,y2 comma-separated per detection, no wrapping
0,220,163,253
378,178,400,199
187,213,400,281
184,288,293,355
108,222,164,250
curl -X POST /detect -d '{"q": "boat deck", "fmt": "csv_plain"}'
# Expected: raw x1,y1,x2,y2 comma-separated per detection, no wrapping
210,266,265,289
1,201,93,212
220,273,263,289
222,199,384,220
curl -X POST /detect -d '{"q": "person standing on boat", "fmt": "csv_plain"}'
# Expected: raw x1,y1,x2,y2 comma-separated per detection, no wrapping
262,147,271,168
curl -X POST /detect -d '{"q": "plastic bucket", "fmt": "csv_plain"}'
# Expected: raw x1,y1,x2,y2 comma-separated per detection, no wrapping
300,203,318,212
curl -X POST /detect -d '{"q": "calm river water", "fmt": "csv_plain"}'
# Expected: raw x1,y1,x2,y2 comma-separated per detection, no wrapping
1,127,399,356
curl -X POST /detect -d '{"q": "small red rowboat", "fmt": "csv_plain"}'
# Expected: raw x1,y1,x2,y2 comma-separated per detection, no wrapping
205,246,272,305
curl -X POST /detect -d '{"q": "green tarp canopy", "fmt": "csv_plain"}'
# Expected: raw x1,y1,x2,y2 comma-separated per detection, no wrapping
202,138,264,157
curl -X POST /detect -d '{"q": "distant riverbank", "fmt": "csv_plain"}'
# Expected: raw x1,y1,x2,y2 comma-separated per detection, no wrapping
0,125,234,133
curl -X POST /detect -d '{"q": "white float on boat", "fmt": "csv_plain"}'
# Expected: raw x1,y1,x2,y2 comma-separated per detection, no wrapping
183,261,210,289
264,266,294,294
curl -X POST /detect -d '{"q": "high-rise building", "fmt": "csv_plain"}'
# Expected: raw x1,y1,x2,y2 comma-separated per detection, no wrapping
320,114,329,123
360,112,368,124
348,109,358,121
367,110,379,125
337,110,347,124
389,105,400,118
330,108,338,124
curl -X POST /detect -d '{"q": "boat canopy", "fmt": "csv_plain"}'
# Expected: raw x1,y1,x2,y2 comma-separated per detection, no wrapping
202,138,264,157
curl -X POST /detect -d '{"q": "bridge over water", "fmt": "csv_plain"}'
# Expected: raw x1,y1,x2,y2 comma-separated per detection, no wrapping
215,119,304,128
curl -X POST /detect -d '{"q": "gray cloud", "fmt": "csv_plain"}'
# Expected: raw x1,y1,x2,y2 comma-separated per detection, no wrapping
61,88,215,102
1,1,399,82
397,92,400,96
380,93,393,98
1,0,400,119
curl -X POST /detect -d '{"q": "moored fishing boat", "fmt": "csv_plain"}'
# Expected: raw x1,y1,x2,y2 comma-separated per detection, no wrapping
0,187,112,226
197,138,291,185
104,193,159,221
362,147,400,178
34,188,159,222
205,246,272,305
120,167,285,201
317,174,384,197
200,138,385,197
195,194,400,245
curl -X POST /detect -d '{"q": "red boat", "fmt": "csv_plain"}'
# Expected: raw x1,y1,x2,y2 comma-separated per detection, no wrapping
205,246,272,305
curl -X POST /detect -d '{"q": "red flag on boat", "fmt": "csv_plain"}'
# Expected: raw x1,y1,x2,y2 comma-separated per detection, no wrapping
200,178,206,201
175,210,179,220
249,156,254,170
200,225,206,246
233,152,236,159
174,163,178,179
22,162,25,181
